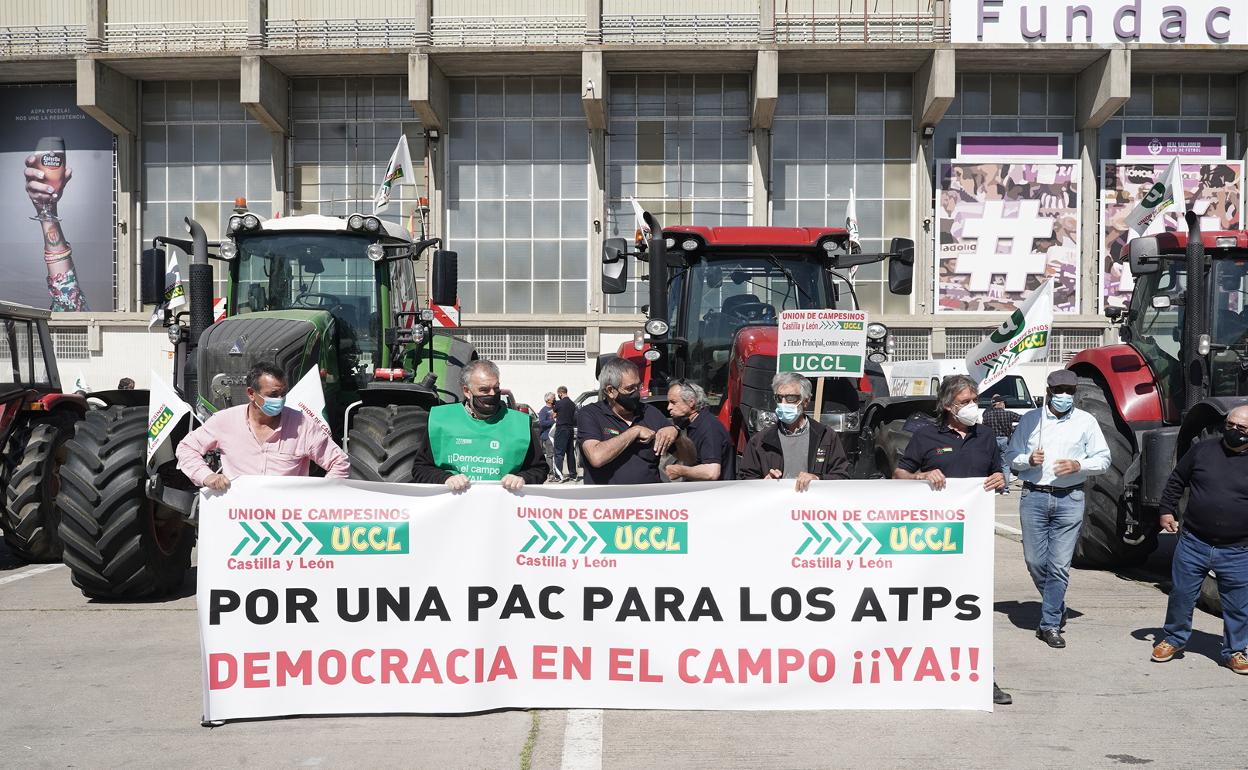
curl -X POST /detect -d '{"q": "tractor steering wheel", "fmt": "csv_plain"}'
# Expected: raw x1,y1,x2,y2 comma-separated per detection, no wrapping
725,301,774,326
293,292,345,310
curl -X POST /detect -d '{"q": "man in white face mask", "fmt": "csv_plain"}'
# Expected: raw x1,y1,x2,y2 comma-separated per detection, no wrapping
893,374,1006,493
1004,368,1110,650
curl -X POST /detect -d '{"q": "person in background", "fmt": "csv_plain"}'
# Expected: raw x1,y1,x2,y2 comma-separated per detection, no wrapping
410,359,547,492
552,385,578,483
536,391,561,482
738,372,849,491
1149,404,1248,675
577,358,677,485
664,379,734,481
176,363,349,491
117,377,136,391
1005,369,1110,650
984,393,1021,494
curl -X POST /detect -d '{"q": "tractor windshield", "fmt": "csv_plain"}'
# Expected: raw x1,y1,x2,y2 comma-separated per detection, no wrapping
1128,260,1185,417
1210,257,1248,396
233,232,381,361
674,254,829,400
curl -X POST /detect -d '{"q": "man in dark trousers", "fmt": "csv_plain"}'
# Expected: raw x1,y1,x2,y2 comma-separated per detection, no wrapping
577,358,677,485
552,385,578,482
984,393,1021,494
664,378,734,481
738,372,849,490
1150,404,1248,675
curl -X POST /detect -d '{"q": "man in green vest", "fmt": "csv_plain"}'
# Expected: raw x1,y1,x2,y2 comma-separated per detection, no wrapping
410,359,549,492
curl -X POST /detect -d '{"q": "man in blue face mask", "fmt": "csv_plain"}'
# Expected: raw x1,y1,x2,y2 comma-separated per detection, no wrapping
1004,368,1110,649
737,372,849,490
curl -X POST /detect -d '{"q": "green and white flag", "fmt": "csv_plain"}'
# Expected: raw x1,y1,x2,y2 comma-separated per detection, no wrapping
147,370,191,465
373,134,416,214
965,279,1053,389
287,366,331,439
1125,156,1184,234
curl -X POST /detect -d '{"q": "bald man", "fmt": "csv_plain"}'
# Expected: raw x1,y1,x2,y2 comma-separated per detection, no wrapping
1151,404,1248,675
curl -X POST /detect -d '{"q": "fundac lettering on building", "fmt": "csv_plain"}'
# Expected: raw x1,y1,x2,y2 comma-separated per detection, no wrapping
954,1,1244,45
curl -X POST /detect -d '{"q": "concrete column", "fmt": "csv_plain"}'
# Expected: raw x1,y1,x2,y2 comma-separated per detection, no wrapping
415,0,431,46
588,128,607,312
247,0,267,49
1077,50,1130,131
913,49,954,132
585,0,602,44
116,132,137,311
270,132,287,216
912,50,955,316
77,59,137,136
1076,50,1129,318
86,0,107,53
751,50,777,226
582,51,605,130
1235,74,1248,164
241,56,288,134
410,53,448,131
758,0,775,44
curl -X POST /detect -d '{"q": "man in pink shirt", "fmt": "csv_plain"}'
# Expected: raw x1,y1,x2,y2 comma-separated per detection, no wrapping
176,363,349,490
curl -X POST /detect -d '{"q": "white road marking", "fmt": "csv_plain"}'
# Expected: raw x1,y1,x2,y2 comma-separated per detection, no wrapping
0,563,64,586
560,709,603,770
994,521,1022,536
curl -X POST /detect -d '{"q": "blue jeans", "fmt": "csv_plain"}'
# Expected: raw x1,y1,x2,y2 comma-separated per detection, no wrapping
553,426,577,478
1019,486,1085,630
1162,530,1248,662
995,436,1012,484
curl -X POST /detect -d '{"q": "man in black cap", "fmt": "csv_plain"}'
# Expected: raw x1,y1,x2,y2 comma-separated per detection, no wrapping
1004,369,1110,649
983,392,1021,494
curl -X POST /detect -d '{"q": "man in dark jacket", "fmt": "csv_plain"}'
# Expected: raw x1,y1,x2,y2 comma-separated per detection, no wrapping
552,385,578,482
738,372,848,491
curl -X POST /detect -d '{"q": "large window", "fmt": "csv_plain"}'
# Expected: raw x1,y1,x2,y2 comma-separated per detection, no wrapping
772,73,914,316
935,74,1078,163
606,74,751,313
1099,74,1238,162
447,77,589,315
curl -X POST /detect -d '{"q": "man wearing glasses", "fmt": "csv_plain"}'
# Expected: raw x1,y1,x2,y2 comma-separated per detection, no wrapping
738,372,849,490
1150,405,1248,675
1005,369,1110,650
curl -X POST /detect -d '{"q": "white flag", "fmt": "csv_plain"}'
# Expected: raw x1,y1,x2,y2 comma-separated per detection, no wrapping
147,250,187,329
287,366,331,439
373,135,417,214
72,368,90,394
1125,157,1184,234
147,371,192,465
629,197,652,242
846,188,862,251
965,280,1054,389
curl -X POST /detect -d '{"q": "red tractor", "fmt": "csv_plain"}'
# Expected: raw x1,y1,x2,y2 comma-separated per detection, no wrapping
0,302,87,562
1067,212,1248,587
599,212,917,472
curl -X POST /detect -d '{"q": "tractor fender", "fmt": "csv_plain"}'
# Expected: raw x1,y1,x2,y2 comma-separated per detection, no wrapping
1067,345,1163,425
860,395,939,431
35,391,88,416
1177,397,1248,459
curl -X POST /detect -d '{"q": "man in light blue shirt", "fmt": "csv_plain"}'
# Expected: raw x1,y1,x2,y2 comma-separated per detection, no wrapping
1005,369,1111,649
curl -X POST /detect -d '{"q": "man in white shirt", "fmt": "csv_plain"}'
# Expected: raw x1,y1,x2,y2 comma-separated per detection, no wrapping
1005,369,1111,649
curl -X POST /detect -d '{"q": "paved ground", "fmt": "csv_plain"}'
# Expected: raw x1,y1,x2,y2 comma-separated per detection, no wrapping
1,493,1244,770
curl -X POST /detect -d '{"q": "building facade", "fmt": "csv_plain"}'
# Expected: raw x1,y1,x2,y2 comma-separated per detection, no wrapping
2,0,1244,403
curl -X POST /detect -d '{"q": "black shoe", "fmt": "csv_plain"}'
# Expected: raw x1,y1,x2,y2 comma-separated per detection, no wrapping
993,682,1012,705
1036,628,1065,648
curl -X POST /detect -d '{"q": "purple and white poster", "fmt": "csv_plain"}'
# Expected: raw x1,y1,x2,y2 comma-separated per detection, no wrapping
937,161,1080,313
1101,161,1243,309
0,84,115,311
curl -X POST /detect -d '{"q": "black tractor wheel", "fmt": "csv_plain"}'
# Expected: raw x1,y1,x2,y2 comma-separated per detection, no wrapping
1072,378,1158,569
57,406,194,600
347,405,429,482
2,418,77,562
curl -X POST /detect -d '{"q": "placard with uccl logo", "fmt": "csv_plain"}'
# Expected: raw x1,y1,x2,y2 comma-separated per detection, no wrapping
776,309,868,378
197,476,994,721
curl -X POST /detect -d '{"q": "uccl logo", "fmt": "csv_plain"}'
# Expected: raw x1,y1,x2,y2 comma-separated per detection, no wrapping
233,521,409,556
796,522,963,556
521,521,688,555
148,406,174,439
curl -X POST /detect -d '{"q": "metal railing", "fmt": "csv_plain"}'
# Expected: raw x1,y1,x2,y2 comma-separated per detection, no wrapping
430,16,585,46
0,25,86,57
776,8,949,43
602,14,760,45
266,18,420,49
105,21,248,52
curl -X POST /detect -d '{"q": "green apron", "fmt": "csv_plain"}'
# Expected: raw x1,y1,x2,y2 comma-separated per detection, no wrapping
427,403,531,481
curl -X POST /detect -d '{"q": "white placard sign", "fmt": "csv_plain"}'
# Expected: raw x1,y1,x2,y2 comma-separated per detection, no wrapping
776,310,869,378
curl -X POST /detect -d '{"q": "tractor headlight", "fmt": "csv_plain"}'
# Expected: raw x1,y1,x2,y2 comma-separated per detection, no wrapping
643,348,661,362
218,241,238,260
818,410,860,432
681,238,699,252
664,237,676,249
167,322,183,345
227,216,243,234
364,216,382,233
348,214,365,230
645,318,669,336
866,322,888,341
822,240,838,252
749,407,778,433
868,351,888,363
366,243,386,262
241,214,260,231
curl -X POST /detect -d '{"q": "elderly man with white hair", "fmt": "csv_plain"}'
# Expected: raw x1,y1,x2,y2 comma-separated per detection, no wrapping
664,378,734,481
738,371,849,491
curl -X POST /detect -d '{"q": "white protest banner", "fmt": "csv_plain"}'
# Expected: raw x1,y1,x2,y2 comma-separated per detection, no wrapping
777,309,868,378
198,477,994,720
147,370,191,465
965,279,1053,389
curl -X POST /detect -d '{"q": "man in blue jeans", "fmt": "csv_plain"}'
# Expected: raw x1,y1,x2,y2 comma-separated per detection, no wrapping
1005,369,1110,649
1150,404,1248,674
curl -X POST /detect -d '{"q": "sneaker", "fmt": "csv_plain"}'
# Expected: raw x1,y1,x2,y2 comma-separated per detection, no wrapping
1151,640,1183,662
1227,651,1248,675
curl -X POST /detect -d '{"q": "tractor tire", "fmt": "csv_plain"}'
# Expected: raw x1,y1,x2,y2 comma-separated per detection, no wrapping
347,405,429,482
57,406,194,600
1072,378,1159,569
2,419,75,562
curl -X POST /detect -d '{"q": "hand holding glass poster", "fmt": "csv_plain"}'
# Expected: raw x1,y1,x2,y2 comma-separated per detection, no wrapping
936,162,1079,313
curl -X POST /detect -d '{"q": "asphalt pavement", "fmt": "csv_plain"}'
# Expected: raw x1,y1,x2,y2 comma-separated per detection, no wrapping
1,492,1244,770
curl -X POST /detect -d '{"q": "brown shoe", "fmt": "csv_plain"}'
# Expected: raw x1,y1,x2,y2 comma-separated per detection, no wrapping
1151,640,1183,662
1227,652,1248,675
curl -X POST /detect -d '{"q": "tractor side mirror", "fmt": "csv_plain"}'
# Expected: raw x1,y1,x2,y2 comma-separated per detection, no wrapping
602,244,629,295
141,247,167,306
1151,295,1172,310
603,237,628,264
1128,235,1161,276
887,237,915,296
431,250,458,307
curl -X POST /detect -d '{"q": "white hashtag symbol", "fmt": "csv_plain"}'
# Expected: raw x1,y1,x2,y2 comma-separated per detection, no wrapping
956,200,1053,292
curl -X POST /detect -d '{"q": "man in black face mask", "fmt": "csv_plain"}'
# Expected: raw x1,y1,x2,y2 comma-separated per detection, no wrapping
577,357,678,485
410,359,548,493
1151,404,1248,675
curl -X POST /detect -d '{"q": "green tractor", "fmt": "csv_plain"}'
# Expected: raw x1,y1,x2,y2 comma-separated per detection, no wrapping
56,209,473,599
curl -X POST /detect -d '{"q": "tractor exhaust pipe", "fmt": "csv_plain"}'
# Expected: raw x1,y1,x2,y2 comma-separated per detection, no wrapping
1183,210,1206,409
644,212,669,389
184,217,213,405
